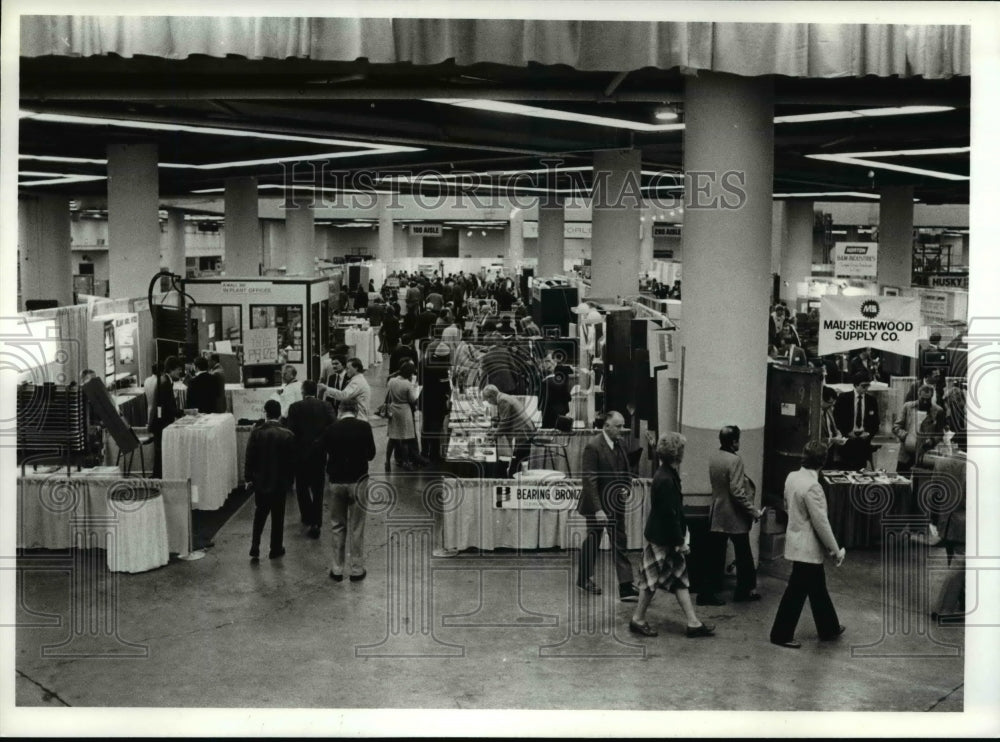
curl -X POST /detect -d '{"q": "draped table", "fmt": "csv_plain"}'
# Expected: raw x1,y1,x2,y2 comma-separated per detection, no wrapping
162,413,238,510
17,470,192,572
820,471,912,548
344,325,380,367
441,476,651,551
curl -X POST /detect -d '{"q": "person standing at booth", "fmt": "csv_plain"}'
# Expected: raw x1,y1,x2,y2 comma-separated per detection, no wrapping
245,399,296,560
420,342,452,463
149,356,185,478
271,364,303,421
833,371,880,470
769,441,846,649
892,383,946,476
575,410,640,602
482,384,536,477
703,425,763,606
186,356,224,414
322,397,377,582
287,380,336,538
325,358,371,422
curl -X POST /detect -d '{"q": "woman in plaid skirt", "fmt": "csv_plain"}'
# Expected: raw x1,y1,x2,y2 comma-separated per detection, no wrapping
629,432,715,638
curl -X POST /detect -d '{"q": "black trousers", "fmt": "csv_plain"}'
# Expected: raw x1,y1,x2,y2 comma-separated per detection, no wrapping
706,531,757,596
578,509,634,587
421,413,447,461
251,488,287,553
770,561,841,642
294,458,326,527
507,440,533,478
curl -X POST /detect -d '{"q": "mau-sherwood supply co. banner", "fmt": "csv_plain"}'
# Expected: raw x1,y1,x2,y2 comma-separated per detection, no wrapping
819,295,920,357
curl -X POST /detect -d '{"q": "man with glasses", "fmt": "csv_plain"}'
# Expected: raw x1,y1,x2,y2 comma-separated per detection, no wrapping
833,371,880,470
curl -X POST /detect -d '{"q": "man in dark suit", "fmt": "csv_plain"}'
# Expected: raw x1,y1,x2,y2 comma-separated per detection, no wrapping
539,354,572,428
323,356,347,415
149,356,185,478
321,397,377,582
414,302,439,340
704,425,764,606
287,380,336,538
245,399,296,560
575,411,639,601
208,353,228,412
833,371,881,470
185,356,224,414
388,333,418,376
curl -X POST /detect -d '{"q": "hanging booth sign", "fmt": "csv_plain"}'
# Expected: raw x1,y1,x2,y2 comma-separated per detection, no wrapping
929,275,969,289
411,224,442,237
819,296,920,357
494,483,582,510
647,323,679,378
833,242,878,279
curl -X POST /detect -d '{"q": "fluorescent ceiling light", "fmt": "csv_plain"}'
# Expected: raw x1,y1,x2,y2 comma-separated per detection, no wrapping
191,184,396,196
19,175,107,187
424,99,685,132
21,110,424,152
427,100,955,133
806,147,969,181
20,154,108,165
775,106,953,123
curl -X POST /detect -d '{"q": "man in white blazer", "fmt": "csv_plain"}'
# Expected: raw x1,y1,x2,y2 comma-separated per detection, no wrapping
769,440,846,649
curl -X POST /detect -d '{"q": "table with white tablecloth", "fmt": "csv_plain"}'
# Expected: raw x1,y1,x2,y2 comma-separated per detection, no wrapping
441,477,651,551
162,413,238,510
344,325,379,367
18,471,192,572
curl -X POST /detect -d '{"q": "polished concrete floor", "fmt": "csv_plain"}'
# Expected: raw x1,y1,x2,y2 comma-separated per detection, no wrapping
14,370,966,714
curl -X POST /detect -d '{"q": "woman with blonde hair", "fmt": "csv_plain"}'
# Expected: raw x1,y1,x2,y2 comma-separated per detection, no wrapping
629,431,715,638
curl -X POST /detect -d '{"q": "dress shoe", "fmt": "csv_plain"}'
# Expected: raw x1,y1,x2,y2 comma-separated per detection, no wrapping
307,526,321,539
733,592,763,603
619,583,640,602
685,623,716,638
696,594,726,606
629,620,658,637
349,569,367,582
328,570,343,582
770,638,802,649
819,625,847,640
268,548,285,560
576,581,602,595
249,547,259,559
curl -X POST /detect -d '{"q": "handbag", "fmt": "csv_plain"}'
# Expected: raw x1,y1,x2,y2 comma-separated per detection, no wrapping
374,391,391,419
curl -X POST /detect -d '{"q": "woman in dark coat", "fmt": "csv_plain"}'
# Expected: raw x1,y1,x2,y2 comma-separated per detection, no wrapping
629,432,715,638
379,305,401,356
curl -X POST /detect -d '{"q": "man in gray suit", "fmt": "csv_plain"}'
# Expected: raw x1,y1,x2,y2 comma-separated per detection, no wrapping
702,425,763,606
769,441,846,649
575,411,639,601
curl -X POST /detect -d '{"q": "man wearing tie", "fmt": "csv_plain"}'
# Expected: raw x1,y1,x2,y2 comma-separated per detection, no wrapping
833,371,880,470
819,386,847,466
323,356,347,415
575,411,639,602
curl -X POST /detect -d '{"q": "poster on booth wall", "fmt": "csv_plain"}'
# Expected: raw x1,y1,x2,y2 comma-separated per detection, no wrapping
646,321,679,378
243,327,279,365
833,242,878,279
819,295,920,357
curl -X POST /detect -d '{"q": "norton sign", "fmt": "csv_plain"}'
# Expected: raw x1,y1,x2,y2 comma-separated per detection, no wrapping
833,242,878,279
819,295,920,357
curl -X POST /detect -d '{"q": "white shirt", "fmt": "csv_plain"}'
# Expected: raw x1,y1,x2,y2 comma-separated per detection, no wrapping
271,379,303,418
602,431,616,451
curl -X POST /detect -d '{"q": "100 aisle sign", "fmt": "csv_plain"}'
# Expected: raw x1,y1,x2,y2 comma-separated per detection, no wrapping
494,484,582,510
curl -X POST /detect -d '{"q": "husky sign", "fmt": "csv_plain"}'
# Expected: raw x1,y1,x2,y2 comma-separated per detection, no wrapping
819,296,920,356
833,242,878,279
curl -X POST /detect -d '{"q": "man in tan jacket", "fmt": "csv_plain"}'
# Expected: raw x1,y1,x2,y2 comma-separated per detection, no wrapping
769,440,846,649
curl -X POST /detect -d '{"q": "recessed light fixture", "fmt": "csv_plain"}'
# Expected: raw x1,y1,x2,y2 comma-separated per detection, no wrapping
654,106,679,121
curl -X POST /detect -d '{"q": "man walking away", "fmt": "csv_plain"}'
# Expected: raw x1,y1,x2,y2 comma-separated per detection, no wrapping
245,400,296,560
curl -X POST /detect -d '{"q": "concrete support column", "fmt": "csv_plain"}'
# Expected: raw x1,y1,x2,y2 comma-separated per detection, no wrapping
780,200,815,304
680,72,774,501
18,195,73,309
107,143,159,298
878,186,915,289
262,221,286,272
506,208,525,274
378,195,395,261
223,176,261,277
537,196,565,277
640,208,655,275
164,208,186,278
591,149,642,300
285,201,315,276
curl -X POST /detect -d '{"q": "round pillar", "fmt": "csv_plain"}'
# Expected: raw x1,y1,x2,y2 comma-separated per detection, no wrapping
107,143,159,298
506,209,525,274
680,72,774,499
163,208,186,278
18,195,73,309
285,201,315,276
879,186,915,289
591,149,642,300
223,176,261,277
537,196,565,276
378,195,395,261
781,200,815,305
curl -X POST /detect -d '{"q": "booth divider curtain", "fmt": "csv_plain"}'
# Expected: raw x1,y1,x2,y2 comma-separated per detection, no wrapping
20,17,969,80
